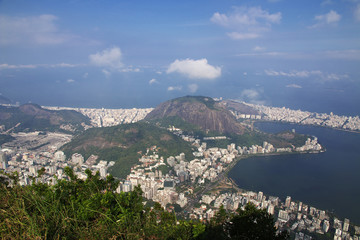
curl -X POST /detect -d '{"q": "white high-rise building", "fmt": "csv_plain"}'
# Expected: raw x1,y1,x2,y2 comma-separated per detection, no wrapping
54,151,66,161
258,191,263,202
285,196,291,208
323,220,330,233
71,153,84,166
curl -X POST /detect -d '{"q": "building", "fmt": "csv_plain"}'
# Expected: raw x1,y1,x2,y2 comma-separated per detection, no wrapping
71,153,84,166
278,210,290,222
285,196,291,208
0,151,8,169
54,151,66,161
343,218,350,232
323,220,330,233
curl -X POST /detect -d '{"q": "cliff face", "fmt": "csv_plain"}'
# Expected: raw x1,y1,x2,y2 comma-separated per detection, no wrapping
145,96,246,135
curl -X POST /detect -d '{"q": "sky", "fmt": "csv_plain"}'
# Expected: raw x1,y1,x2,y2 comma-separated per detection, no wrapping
0,0,360,114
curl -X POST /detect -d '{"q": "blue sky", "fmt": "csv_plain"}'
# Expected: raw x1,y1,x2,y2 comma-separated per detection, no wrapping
0,0,360,113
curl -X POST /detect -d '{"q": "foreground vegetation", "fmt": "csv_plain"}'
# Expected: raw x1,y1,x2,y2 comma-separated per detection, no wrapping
0,169,289,239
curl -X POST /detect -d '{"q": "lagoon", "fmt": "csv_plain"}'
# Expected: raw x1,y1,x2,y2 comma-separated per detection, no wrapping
228,122,360,224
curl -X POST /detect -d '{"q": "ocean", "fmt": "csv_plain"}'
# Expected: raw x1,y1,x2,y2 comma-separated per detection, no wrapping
228,122,360,224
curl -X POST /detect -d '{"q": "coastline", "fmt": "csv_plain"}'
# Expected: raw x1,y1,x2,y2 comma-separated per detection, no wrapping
254,119,360,135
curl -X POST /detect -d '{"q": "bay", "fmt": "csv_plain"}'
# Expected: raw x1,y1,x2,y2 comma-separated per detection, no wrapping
228,121,360,224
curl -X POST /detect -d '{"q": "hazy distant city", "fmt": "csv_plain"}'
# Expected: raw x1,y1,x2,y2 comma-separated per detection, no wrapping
43,101,360,132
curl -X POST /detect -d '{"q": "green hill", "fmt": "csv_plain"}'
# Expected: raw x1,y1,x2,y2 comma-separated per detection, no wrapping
145,96,308,149
0,103,91,133
61,122,194,178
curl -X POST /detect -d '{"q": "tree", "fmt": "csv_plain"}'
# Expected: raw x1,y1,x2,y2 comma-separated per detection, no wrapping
225,203,289,240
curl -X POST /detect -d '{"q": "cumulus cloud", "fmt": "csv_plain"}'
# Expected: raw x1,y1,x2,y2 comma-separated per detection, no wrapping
167,58,221,80
67,79,75,83
149,78,159,85
211,6,281,40
286,84,302,88
89,47,123,70
241,89,259,99
167,86,182,91
265,69,349,81
188,84,199,93
83,72,89,78
0,14,74,45
240,89,266,105
310,10,341,28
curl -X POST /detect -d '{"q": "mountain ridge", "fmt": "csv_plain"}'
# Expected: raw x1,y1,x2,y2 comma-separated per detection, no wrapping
0,103,91,133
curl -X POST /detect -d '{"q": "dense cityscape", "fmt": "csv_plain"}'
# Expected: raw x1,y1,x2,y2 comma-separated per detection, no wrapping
230,102,360,132
1,100,360,239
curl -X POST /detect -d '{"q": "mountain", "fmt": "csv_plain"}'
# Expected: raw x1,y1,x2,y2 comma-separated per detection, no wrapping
0,103,91,133
145,96,309,149
221,99,260,115
61,122,194,178
145,96,247,135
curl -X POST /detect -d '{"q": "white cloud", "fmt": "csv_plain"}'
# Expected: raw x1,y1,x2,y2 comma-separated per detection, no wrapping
240,89,266,105
167,58,221,80
0,62,80,70
211,6,281,40
241,89,259,99
227,32,260,40
355,4,360,21
83,72,89,78
50,63,78,68
286,84,302,88
0,63,37,70
102,69,111,78
316,10,341,24
89,47,123,70
167,86,182,91
265,69,349,81
67,79,75,83
253,46,265,51
310,10,341,28
265,69,312,77
0,14,74,45
149,78,159,85
121,67,140,72
188,84,199,93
